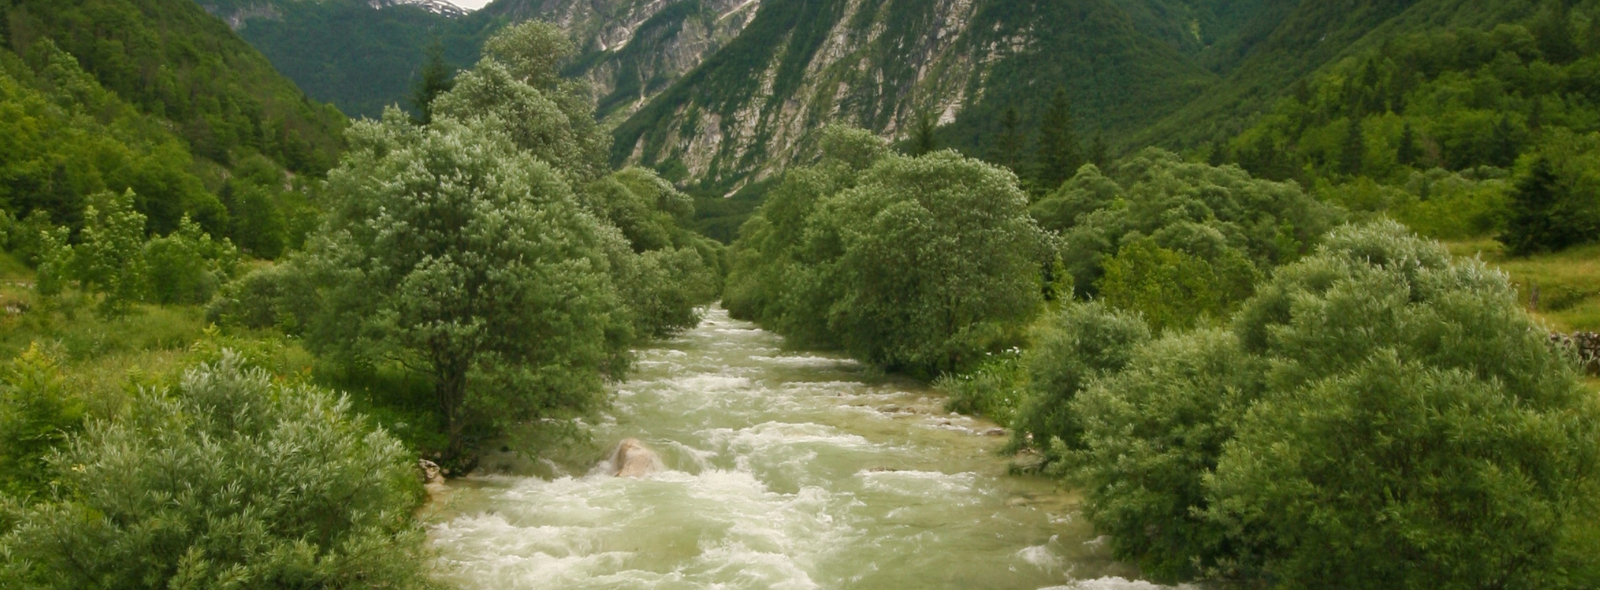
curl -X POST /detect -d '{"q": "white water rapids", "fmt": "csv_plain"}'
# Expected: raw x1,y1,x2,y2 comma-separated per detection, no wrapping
423,307,1167,589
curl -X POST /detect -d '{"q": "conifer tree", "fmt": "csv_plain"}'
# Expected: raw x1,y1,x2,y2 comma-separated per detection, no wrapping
1500,156,1567,255
410,39,456,125
910,111,937,156
1532,1,1578,64
1035,88,1084,192
994,106,1023,171
1089,134,1109,171
1396,122,1420,167
1339,117,1365,176
1491,115,1519,168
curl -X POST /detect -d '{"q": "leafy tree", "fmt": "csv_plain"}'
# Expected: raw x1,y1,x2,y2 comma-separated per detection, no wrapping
808,150,1049,377
1070,328,1261,582
1034,88,1084,193
69,190,148,317
307,112,628,465
0,345,83,499
144,216,239,305
1010,301,1149,460
1036,149,1337,297
1532,1,1579,63
0,353,434,590
726,126,1047,377
1097,237,1253,333
410,39,456,125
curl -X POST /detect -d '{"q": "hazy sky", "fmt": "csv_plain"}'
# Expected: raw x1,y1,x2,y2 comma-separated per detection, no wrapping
453,0,494,10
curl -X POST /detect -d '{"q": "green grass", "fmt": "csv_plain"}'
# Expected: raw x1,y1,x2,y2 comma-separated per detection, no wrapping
1446,239,1600,333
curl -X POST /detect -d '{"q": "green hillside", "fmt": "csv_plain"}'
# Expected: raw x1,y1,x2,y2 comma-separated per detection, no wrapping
1,0,347,255
207,0,499,118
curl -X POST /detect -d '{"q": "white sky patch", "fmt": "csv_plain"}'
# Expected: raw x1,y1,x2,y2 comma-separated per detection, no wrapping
451,0,493,10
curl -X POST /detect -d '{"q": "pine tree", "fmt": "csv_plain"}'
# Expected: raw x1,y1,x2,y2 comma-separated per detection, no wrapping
911,111,938,156
1490,115,1519,168
1089,134,1109,171
1035,88,1083,193
994,106,1023,171
1532,1,1578,64
410,40,456,125
1339,117,1365,176
1501,156,1563,255
1396,122,1419,167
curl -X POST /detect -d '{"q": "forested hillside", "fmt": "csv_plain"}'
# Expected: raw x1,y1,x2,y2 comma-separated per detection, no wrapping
1,0,345,258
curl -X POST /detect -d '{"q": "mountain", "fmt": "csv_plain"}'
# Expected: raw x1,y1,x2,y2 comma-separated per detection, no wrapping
609,0,1227,191
197,0,493,118
202,0,756,121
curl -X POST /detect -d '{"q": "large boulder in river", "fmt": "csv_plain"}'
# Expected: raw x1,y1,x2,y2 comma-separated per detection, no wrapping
609,438,663,477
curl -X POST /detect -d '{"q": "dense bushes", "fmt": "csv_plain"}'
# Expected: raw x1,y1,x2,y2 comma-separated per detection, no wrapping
725,126,1051,377
0,353,434,590
1032,150,1339,324
28,190,238,316
1032,221,1600,588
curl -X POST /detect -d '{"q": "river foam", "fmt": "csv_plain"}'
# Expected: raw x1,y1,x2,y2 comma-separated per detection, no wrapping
428,307,1164,589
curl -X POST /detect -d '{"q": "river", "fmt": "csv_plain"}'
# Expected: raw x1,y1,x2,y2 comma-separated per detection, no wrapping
423,307,1164,590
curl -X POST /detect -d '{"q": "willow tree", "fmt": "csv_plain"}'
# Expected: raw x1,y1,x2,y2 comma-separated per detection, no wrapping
307,112,628,464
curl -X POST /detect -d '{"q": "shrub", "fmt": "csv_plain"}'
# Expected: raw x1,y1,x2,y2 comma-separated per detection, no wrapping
144,216,239,305
0,345,83,498
0,353,435,590
1069,220,1600,588
1070,329,1261,582
1010,301,1149,458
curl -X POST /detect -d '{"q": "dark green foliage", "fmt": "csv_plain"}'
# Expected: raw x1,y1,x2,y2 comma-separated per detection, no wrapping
1396,121,1420,165
0,353,436,590
1066,221,1600,588
224,0,489,119
305,111,630,464
1032,149,1337,300
1500,154,1600,254
1034,88,1084,193
1097,236,1257,333
410,39,456,125
910,111,938,156
1339,116,1364,176
993,106,1024,172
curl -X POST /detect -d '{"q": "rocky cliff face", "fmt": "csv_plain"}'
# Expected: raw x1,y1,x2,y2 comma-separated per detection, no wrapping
484,0,761,124
609,0,1221,190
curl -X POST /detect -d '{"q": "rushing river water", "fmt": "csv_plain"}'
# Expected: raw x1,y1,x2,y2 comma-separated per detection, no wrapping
424,308,1164,590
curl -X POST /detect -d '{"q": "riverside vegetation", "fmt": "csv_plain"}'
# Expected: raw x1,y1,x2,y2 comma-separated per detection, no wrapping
2,2,1600,590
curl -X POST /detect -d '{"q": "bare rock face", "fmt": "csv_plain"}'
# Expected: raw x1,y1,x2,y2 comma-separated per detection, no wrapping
608,438,665,477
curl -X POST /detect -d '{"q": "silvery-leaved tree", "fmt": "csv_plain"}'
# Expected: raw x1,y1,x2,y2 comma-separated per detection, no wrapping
307,111,629,466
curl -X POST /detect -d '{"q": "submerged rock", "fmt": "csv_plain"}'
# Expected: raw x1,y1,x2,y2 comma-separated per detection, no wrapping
608,438,664,478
